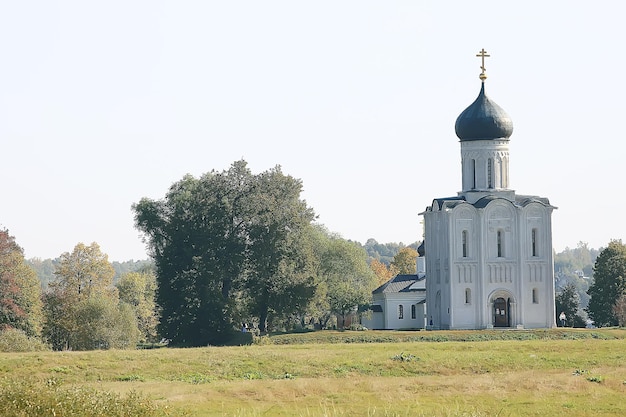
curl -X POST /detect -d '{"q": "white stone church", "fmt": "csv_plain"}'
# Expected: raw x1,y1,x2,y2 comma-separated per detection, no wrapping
364,51,557,330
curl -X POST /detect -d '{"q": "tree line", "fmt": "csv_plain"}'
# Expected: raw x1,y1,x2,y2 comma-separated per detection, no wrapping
0,235,158,351
2,159,625,350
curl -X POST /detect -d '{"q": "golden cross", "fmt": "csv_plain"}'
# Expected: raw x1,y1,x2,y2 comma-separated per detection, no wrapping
476,48,490,80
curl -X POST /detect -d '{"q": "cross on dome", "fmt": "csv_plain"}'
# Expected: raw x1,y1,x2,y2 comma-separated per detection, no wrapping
476,48,490,81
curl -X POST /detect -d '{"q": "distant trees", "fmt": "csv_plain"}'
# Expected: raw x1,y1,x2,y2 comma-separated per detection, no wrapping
390,247,418,275
0,229,43,336
370,259,393,286
586,240,626,327
554,242,598,311
367,241,421,287
363,239,420,266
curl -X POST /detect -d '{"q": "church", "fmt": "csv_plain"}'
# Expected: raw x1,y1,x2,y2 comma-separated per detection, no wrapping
421,49,557,329
363,50,557,330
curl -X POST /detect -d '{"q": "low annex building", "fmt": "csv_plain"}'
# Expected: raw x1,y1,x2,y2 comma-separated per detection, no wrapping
362,256,427,330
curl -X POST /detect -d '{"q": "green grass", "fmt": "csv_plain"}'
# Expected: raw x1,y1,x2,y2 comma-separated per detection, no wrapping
1,329,625,416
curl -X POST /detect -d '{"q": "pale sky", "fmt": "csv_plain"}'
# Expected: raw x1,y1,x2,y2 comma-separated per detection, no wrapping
1,1,624,261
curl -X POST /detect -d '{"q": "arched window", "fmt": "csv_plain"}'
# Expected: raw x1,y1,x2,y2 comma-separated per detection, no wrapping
462,230,468,258
532,288,539,304
531,228,538,257
497,230,504,258
465,288,471,304
398,305,404,319
411,304,416,319
487,158,493,188
472,159,476,189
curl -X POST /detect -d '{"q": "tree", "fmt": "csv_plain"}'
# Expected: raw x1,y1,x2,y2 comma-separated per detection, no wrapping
72,295,140,350
134,162,253,345
51,242,117,300
391,247,418,275
244,167,317,332
317,234,377,329
586,240,626,327
117,271,159,343
133,160,317,343
555,283,585,328
370,259,393,287
0,229,43,336
43,242,136,350
613,294,626,327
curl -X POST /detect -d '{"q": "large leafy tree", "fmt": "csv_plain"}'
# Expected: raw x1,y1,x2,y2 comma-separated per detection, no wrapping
0,229,43,336
134,162,252,345
244,167,316,332
133,160,317,344
586,240,626,327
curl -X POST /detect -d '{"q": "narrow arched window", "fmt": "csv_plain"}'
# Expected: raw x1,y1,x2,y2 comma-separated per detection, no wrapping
531,228,538,257
411,304,416,319
532,288,539,304
462,230,468,258
497,230,504,258
398,305,404,319
472,159,476,189
487,158,493,188
465,288,471,304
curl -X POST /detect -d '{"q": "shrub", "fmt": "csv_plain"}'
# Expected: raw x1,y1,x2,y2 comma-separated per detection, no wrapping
391,352,419,362
0,328,50,352
0,378,171,417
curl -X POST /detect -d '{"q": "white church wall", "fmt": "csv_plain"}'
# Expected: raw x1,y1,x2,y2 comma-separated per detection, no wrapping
383,294,425,330
361,310,384,330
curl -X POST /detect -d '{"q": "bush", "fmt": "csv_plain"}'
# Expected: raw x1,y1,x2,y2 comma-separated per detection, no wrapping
0,328,50,352
0,378,170,417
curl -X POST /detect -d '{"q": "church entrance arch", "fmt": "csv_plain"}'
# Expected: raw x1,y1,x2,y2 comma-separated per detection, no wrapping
489,290,515,328
493,297,509,327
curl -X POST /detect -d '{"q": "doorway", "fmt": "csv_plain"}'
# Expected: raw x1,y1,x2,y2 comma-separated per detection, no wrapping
493,297,510,327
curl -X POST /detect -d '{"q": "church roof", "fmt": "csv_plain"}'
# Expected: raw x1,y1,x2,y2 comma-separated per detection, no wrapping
454,82,514,141
427,194,555,212
373,274,426,294
473,194,555,209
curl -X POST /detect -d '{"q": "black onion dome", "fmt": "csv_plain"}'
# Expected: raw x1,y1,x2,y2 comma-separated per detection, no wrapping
455,83,513,141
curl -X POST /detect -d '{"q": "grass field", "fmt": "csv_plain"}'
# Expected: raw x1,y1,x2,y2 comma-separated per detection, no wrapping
1,329,626,416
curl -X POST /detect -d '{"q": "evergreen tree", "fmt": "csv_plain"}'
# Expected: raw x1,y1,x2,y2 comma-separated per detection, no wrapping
586,240,626,327
555,283,585,327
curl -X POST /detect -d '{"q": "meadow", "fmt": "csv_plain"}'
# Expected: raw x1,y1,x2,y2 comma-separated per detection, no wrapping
1,329,626,416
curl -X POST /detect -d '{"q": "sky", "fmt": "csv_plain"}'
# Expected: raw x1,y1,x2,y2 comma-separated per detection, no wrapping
1,1,625,261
